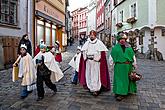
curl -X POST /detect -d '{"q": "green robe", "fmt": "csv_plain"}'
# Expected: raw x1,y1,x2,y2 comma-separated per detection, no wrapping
111,43,137,95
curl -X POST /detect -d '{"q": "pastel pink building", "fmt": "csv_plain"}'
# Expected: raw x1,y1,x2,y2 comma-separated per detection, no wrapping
78,7,88,39
72,9,79,38
96,0,105,40
72,7,88,39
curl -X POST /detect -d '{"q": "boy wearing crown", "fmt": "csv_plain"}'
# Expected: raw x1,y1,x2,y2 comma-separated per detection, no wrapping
33,43,64,101
13,44,36,99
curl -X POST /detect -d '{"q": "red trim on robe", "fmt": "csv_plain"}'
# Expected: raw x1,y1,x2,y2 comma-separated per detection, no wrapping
78,51,111,91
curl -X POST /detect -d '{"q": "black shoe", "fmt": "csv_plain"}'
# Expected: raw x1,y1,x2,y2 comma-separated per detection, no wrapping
71,82,77,85
20,96,27,99
36,97,44,101
27,90,33,94
53,89,57,94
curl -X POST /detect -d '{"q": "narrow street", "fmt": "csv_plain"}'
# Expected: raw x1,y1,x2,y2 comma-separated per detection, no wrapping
0,42,165,110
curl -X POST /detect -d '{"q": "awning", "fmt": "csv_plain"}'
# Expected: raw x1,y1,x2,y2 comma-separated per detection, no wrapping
35,10,64,27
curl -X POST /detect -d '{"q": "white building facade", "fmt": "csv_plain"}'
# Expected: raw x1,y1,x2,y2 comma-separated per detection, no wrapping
87,0,97,35
0,0,33,40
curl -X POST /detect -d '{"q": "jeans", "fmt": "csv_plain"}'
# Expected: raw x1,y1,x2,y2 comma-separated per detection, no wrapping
72,71,78,84
20,86,28,97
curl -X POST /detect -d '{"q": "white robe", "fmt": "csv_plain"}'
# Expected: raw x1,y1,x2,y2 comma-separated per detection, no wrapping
33,51,64,82
81,38,108,92
18,53,37,86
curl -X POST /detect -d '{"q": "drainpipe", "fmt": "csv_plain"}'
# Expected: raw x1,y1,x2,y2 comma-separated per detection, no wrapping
26,0,28,34
32,0,36,56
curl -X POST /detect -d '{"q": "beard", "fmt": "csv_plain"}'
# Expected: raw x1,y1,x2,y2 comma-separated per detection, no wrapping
90,38,94,41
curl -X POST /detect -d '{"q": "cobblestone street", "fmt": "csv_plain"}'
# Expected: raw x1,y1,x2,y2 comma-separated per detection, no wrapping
0,42,165,110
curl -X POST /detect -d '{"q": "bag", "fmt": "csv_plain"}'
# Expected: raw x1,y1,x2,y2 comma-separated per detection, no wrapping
55,53,62,62
129,69,142,81
12,66,19,82
27,83,36,91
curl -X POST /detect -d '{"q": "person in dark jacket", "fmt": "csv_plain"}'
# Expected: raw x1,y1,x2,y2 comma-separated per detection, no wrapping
18,34,32,56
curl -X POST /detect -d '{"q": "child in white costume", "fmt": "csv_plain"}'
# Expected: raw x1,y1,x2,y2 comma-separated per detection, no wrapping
33,43,64,101
69,46,81,85
13,44,36,99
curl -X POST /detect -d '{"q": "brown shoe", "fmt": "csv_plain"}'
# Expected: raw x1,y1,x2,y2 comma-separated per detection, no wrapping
92,91,99,96
116,96,124,101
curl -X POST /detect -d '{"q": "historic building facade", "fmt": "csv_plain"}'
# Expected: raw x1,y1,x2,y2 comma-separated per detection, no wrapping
111,0,165,59
35,0,67,50
87,0,97,35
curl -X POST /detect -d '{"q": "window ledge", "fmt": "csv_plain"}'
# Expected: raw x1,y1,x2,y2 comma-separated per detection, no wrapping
127,17,137,24
116,22,123,28
0,23,21,29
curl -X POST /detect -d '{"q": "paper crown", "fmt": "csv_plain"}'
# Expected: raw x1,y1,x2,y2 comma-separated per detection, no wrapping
40,39,44,44
20,44,27,49
55,40,59,44
77,46,81,50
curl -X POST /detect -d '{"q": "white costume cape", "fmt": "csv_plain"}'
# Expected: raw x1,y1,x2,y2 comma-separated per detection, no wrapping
68,53,81,72
33,51,64,82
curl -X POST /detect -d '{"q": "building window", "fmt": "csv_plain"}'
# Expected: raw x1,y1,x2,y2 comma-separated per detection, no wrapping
119,10,123,22
102,13,104,24
131,3,137,17
108,17,110,29
162,29,165,36
0,0,18,25
114,0,118,6
106,20,107,28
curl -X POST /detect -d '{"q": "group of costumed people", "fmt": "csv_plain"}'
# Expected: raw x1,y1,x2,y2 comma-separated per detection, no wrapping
69,30,137,101
13,34,63,101
13,30,138,102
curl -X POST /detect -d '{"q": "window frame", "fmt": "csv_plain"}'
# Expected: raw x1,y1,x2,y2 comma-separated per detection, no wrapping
129,2,138,18
0,0,18,26
119,10,124,22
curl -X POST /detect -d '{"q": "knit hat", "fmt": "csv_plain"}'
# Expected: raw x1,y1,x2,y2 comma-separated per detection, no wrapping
40,43,47,49
116,35,122,41
116,34,128,41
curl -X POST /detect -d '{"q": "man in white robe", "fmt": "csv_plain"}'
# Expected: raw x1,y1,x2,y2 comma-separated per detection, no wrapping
79,30,110,96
